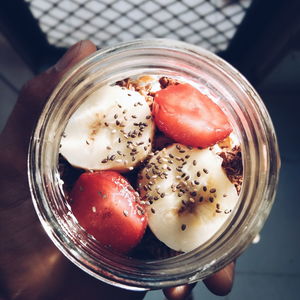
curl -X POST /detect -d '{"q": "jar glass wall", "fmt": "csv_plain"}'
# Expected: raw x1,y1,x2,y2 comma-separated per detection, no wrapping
28,39,280,290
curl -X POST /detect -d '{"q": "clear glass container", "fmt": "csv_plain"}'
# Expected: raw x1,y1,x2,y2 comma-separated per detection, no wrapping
28,39,280,290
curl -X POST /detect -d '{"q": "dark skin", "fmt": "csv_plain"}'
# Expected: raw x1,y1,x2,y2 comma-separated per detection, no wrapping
0,40,235,300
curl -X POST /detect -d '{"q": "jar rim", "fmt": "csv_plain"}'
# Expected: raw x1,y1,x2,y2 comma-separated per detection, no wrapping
28,38,280,290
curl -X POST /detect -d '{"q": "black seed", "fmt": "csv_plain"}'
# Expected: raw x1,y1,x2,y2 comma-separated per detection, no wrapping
197,171,201,177
194,180,200,185
161,193,165,198
169,153,174,158
199,196,204,202
123,210,129,217
203,186,207,192
190,191,197,197
185,175,190,180
151,208,156,214
193,160,197,166
209,197,214,203
185,155,190,159
203,168,208,174
104,122,109,127
181,224,186,231
114,114,118,119
101,159,108,163
210,188,216,193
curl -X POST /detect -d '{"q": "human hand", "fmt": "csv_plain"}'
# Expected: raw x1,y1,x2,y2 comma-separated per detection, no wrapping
0,40,235,300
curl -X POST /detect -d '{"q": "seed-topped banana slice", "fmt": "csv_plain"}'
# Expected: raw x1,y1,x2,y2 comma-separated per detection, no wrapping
60,85,154,171
138,144,239,252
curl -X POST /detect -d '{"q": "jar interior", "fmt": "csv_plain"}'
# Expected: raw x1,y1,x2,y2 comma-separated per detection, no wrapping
29,39,280,289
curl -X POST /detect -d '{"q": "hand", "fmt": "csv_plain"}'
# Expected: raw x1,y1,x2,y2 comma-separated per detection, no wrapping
0,40,235,300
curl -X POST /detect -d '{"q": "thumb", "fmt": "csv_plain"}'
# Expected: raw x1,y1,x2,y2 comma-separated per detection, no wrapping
20,40,97,111
0,40,97,167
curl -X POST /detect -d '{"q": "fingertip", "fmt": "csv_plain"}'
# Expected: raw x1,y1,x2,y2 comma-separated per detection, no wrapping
18,40,98,116
163,283,196,300
77,40,97,56
54,40,97,73
203,261,235,296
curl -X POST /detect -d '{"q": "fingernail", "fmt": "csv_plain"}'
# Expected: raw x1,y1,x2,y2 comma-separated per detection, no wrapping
54,41,83,72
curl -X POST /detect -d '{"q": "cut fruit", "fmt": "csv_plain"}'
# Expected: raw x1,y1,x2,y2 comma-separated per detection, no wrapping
70,171,147,253
153,83,232,148
138,144,239,252
60,85,155,171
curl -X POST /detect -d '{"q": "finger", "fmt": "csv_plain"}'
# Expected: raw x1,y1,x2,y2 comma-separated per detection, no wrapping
203,261,235,296
0,40,97,169
20,39,97,115
163,283,197,300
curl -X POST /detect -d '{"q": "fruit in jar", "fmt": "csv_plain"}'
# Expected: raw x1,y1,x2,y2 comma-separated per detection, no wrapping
138,144,239,252
152,83,232,148
59,76,242,257
60,85,154,172
70,171,147,253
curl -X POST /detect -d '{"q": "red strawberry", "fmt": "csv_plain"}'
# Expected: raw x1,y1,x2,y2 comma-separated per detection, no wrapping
70,171,147,253
153,83,232,148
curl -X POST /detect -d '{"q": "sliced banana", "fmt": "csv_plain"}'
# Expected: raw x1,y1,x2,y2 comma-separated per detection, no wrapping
60,85,154,171
138,144,239,252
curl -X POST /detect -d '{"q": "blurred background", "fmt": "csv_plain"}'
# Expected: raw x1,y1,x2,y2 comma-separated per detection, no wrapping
0,0,299,299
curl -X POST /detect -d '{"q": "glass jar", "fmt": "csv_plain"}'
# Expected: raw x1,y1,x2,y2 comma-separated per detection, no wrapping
28,39,280,290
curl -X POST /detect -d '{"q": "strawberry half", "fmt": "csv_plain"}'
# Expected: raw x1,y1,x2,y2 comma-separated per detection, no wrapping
70,171,147,253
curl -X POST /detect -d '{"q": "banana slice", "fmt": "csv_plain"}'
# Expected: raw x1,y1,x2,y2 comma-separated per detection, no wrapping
60,85,154,171
138,144,239,252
